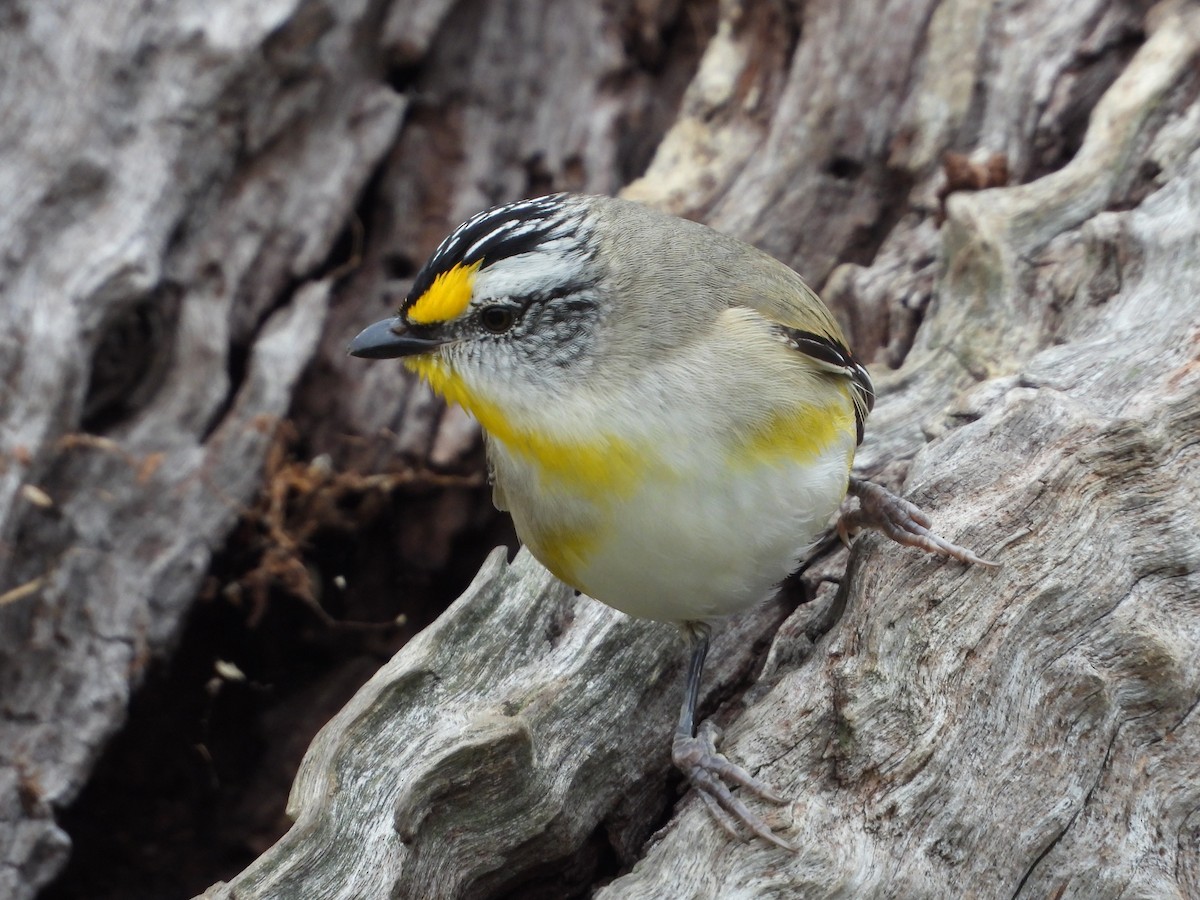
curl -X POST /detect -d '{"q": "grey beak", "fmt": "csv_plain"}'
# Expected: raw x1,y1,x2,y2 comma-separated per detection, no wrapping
347,317,446,359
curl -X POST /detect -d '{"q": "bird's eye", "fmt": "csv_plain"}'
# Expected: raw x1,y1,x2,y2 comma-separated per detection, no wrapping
479,305,516,334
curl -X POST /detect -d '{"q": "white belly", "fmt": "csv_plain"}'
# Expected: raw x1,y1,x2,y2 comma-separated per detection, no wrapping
570,448,851,621
499,432,853,623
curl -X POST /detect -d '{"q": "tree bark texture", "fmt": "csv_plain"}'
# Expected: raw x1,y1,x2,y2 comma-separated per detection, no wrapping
2,0,1198,898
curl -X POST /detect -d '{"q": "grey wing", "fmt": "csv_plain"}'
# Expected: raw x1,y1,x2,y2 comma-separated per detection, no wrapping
726,249,875,443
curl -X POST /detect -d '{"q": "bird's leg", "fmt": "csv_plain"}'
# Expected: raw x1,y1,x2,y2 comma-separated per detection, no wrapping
838,476,999,567
670,621,795,851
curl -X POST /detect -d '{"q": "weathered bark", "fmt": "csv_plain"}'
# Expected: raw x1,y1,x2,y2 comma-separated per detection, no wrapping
3,0,1199,897
0,3,403,896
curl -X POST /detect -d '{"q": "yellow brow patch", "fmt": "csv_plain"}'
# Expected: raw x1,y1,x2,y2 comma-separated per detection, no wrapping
406,260,482,325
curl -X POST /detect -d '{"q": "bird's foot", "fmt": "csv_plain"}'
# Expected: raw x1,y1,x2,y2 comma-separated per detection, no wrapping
672,720,795,851
838,477,999,567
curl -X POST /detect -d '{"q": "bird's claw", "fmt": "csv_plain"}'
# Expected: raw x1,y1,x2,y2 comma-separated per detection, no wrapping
840,477,1000,568
672,721,796,851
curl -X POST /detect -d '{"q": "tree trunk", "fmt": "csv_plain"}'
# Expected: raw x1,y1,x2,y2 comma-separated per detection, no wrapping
3,0,1198,898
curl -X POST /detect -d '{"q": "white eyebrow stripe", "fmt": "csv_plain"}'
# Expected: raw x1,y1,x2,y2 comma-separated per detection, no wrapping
472,247,584,299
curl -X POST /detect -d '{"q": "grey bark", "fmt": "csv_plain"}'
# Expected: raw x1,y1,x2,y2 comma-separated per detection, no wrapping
0,1,405,895
1,0,1198,898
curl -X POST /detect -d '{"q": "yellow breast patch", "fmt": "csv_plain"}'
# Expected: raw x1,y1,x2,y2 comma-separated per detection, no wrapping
406,260,482,325
522,525,596,590
731,389,855,471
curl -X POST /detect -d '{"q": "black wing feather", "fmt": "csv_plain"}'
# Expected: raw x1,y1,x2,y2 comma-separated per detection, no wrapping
776,326,875,444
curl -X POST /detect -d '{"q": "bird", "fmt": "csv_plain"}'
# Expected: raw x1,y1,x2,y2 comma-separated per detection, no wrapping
349,193,995,849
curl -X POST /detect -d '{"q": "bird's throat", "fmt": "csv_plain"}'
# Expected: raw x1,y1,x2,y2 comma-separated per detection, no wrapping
403,355,644,500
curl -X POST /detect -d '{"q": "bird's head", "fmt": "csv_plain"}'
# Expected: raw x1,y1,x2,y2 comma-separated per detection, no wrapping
349,194,609,415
